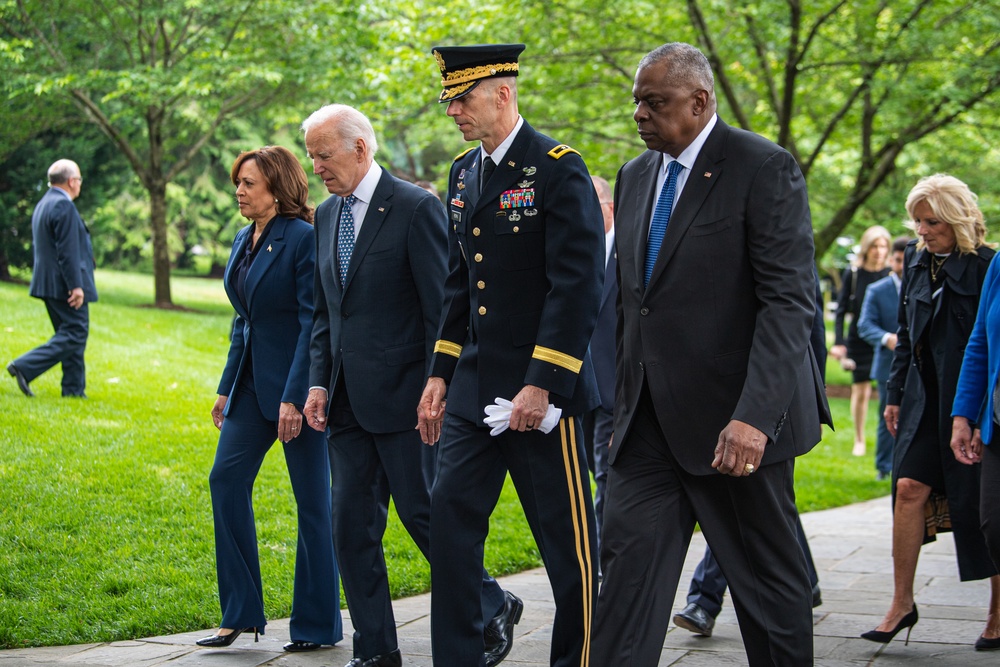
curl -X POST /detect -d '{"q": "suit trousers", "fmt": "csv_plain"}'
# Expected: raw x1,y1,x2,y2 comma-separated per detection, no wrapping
688,514,819,617
209,380,343,643
874,380,895,475
15,298,88,395
981,433,1000,573
328,382,503,659
590,405,613,557
430,413,598,667
592,386,812,666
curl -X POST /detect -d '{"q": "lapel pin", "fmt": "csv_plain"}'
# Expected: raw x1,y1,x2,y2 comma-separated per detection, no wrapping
704,172,712,178
267,244,272,252
378,207,385,212
507,160,516,167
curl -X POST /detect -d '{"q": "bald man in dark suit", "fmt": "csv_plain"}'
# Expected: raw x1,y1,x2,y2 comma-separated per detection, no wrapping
9,159,97,398
592,43,831,666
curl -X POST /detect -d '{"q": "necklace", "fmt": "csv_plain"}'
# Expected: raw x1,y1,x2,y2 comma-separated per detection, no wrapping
929,253,950,282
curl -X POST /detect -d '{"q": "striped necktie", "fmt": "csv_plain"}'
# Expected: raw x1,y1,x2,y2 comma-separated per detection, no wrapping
644,160,684,287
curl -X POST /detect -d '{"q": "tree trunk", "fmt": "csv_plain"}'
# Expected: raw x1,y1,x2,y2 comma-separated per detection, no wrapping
148,180,172,307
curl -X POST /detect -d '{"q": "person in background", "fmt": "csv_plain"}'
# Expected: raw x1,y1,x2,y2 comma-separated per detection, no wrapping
863,174,997,649
8,159,97,398
197,146,342,652
858,236,910,481
831,225,891,456
952,228,1000,651
586,175,616,563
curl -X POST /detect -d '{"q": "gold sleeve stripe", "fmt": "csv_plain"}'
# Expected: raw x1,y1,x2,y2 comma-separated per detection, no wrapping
547,144,581,160
559,416,594,667
433,340,463,358
532,345,583,373
453,147,476,161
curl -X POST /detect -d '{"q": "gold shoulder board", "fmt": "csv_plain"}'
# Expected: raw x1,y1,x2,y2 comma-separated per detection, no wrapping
547,144,581,160
453,147,477,161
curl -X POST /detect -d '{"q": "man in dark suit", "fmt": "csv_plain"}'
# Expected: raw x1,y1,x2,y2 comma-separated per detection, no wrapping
591,43,831,666
9,159,97,398
858,236,908,480
587,175,616,558
417,44,604,667
301,105,504,667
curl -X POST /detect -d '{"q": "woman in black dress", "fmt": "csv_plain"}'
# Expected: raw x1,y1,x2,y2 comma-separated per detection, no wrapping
831,225,891,456
862,174,998,647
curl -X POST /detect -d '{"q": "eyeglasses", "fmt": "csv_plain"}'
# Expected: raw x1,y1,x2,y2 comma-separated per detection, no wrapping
70,176,83,184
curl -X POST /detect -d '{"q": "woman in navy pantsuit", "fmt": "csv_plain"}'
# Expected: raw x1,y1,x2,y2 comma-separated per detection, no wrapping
197,146,342,652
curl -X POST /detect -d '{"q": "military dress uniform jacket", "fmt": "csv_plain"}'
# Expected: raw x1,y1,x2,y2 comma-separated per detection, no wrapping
428,122,604,422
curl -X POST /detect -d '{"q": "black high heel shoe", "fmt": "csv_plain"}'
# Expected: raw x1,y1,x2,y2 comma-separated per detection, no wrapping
861,605,918,646
195,626,259,648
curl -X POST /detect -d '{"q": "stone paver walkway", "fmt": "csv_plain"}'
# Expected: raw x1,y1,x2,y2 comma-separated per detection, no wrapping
1,495,997,665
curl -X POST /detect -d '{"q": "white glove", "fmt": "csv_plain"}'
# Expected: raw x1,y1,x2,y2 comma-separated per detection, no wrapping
483,397,563,436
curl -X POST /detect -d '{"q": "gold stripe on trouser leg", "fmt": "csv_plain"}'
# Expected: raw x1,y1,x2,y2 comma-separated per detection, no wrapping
559,416,593,667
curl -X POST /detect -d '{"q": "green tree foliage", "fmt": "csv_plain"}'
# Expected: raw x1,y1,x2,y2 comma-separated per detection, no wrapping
683,0,1000,256
0,0,366,305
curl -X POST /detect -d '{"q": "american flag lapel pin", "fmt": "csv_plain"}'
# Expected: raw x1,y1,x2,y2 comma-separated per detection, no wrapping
704,172,712,178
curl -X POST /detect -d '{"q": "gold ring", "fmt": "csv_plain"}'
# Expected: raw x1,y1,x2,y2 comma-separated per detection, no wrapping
744,463,755,474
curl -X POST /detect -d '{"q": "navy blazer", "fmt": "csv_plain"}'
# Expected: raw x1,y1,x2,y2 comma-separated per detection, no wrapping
218,216,317,421
308,170,449,434
29,188,97,302
612,119,831,474
857,274,899,383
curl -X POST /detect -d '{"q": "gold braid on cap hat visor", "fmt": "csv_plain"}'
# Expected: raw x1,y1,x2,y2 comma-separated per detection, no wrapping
440,62,519,87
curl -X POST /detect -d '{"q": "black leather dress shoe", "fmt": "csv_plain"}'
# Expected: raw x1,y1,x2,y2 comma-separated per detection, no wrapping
7,363,33,397
673,602,715,637
345,648,402,667
284,640,322,652
812,583,823,608
484,590,524,666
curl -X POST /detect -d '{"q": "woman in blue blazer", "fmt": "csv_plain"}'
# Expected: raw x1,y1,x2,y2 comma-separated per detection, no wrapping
953,242,1000,650
197,146,342,652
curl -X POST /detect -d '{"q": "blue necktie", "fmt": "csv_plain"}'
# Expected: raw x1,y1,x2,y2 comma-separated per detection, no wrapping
644,160,684,287
338,194,357,286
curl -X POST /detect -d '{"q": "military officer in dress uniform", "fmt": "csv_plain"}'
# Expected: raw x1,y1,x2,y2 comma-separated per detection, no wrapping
417,44,605,667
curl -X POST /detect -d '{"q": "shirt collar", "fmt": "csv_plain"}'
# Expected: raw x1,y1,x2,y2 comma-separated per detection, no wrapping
351,161,383,205
660,113,718,174
50,187,72,201
481,115,524,168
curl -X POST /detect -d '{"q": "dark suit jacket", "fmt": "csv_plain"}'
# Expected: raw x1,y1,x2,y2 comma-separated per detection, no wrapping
309,169,449,434
857,274,900,383
591,249,617,411
428,121,604,422
218,216,316,421
612,118,831,475
29,188,97,302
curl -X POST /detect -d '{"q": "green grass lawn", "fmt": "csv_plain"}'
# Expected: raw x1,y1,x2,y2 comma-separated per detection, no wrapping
0,271,886,648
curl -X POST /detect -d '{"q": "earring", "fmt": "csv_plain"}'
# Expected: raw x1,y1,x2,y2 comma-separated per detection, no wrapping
274,198,279,203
